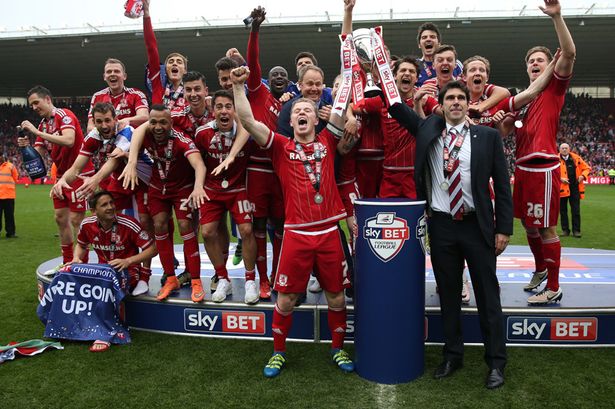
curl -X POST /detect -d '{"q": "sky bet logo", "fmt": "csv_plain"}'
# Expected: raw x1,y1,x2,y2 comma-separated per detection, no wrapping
507,317,597,342
184,309,265,335
363,212,410,262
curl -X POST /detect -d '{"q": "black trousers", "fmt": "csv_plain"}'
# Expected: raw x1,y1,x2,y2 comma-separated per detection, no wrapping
560,194,581,233
0,198,15,236
429,211,506,370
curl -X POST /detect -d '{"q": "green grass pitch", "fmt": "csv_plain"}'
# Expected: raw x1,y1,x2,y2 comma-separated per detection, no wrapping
0,184,613,408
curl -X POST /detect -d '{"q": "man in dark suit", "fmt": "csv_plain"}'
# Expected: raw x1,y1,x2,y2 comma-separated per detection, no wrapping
389,81,513,389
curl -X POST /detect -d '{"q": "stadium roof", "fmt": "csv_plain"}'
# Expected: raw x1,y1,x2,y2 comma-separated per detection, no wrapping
1,13,614,98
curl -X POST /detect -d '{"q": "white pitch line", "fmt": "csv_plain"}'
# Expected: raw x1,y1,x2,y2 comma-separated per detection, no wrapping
375,383,397,409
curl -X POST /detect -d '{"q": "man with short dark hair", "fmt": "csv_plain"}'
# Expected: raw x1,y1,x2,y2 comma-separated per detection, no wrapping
74,190,157,351
389,80,513,389
120,105,207,303
87,58,149,133
416,23,463,86
216,57,239,92
19,85,94,264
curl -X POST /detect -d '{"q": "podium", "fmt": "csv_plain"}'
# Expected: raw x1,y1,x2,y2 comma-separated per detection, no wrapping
353,199,427,384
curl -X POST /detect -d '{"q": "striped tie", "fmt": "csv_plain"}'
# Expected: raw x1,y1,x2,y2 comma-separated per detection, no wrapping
448,128,464,220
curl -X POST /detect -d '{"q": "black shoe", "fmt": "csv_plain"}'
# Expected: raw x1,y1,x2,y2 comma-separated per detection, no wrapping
485,368,504,389
561,230,570,237
177,271,191,287
6,234,17,238
573,231,582,238
433,360,463,379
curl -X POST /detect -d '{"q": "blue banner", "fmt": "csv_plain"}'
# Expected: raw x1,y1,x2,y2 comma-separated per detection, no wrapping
37,264,131,344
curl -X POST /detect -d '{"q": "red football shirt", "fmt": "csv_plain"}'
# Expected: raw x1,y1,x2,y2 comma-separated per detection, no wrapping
88,87,148,120
141,130,199,192
34,108,93,178
503,73,571,165
355,111,384,159
171,105,214,138
357,96,436,170
194,121,250,191
263,128,346,230
77,214,153,263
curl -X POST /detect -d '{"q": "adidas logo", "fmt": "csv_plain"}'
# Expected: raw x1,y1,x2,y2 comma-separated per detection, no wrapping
533,220,542,225
93,237,99,241
244,214,251,220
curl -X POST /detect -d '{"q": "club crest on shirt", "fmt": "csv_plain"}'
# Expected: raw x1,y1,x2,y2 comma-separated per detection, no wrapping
362,212,410,262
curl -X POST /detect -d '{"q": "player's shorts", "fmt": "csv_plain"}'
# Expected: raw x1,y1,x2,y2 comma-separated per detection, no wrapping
107,177,133,211
513,163,560,228
273,225,350,294
53,177,87,212
378,169,417,199
246,168,284,219
199,188,253,226
337,180,360,217
133,183,150,215
356,157,383,198
147,185,194,220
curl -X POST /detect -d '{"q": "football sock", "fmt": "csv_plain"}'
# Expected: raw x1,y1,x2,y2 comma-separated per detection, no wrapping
272,303,293,353
527,231,547,272
181,231,201,279
542,236,561,291
328,306,347,350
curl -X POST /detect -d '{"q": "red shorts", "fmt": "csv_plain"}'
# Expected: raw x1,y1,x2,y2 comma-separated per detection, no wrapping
199,188,253,226
147,185,194,221
246,168,284,219
337,181,360,217
274,225,351,294
133,183,150,215
106,177,134,211
513,163,560,228
379,169,416,199
356,158,383,198
53,177,87,212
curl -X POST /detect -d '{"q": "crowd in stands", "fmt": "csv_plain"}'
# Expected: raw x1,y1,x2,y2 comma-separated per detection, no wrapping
1,94,614,179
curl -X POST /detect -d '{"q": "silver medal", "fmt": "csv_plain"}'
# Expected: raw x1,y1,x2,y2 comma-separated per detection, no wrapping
440,181,449,191
314,193,323,204
221,179,229,189
514,120,523,129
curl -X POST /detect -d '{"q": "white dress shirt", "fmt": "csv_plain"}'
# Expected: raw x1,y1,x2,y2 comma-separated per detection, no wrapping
429,122,475,214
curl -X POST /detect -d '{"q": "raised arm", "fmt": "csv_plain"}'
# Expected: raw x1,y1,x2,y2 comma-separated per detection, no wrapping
388,100,421,136
540,0,575,77
142,0,165,104
231,66,272,146
342,0,355,35
246,6,266,91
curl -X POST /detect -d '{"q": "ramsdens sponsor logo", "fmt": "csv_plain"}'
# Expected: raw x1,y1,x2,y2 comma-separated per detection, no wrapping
184,309,265,335
507,317,598,342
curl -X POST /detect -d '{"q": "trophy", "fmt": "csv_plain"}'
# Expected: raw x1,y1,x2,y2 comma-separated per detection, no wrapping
352,28,382,98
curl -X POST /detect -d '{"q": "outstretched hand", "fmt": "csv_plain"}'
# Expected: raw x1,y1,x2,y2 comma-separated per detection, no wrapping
539,0,561,17
250,6,266,29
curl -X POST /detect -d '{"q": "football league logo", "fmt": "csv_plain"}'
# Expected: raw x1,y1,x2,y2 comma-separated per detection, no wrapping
362,212,410,262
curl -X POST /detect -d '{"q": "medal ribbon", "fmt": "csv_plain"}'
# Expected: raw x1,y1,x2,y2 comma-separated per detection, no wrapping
294,140,322,194
151,137,174,189
164,84,184,109
442,125,469,176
